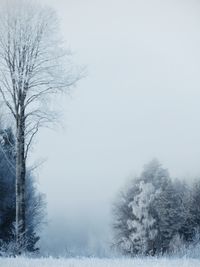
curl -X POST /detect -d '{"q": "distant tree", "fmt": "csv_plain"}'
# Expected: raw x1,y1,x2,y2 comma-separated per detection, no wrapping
0,0,80,252
0,128,46,254
126,180,158,255
179,180,200,244
0,128,15,245
112,179,138,256
112,160,191,256
190,181,200,234
152,179,186,254
113,160,166,255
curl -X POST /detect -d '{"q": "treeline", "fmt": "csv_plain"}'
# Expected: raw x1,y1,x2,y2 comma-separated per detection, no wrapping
112,160,200,256
0,128,46,255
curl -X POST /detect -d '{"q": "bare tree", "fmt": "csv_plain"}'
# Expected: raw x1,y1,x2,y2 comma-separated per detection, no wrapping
0,0,80,253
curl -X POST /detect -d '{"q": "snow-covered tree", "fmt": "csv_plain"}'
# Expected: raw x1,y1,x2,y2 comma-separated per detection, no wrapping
126,180,158,255
179,180,200,244
152,179,186,253
112,160,190,256
0,128,16,245
113,160,167,255
0,127,46,254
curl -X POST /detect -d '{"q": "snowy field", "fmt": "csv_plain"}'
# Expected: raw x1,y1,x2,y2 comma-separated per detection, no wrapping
0,258,199,267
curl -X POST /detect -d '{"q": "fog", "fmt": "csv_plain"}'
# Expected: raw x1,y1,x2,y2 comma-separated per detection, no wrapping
30,0,200,256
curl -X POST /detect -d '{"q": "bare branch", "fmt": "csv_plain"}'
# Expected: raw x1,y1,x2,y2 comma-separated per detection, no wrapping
24,122,39,160
0,86,16,119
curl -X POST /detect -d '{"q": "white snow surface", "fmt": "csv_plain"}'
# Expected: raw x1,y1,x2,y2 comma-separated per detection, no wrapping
0,257,199,267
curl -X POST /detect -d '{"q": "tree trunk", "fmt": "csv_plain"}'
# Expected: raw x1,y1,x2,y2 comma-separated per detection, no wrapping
15,104,26,253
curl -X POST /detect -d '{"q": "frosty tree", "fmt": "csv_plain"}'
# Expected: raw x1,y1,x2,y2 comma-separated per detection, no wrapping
112,160,200,256
0,127,46,254
112,161,163,256
126,180,158,255
0,0,80,253
112,160,185,256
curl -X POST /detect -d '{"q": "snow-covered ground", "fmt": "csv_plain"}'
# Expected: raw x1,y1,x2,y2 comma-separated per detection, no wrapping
0,258,199,267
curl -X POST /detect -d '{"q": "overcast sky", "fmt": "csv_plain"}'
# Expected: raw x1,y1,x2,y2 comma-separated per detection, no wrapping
30,0,200,254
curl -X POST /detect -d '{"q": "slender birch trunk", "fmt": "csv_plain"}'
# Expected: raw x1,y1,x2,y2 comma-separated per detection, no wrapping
16,102,26,252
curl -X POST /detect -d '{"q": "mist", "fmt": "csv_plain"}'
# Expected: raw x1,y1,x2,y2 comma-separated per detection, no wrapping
29,0,200,256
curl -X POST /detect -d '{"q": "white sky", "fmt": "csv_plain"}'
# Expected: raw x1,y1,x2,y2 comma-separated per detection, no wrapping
29,0,200,254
